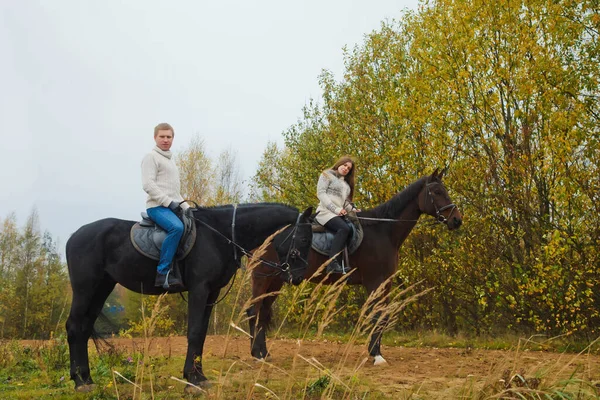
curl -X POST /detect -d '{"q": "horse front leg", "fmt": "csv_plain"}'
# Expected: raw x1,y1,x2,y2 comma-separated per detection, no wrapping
247,301,262,359
248,298,271,360
248,278,282,360
183,286,218,393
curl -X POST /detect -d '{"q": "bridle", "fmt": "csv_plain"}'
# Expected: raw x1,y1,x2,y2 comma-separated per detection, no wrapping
266,215,311,278
173,203,310,306
425,180,458,224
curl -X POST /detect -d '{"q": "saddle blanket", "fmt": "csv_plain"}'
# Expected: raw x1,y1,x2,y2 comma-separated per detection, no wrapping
311,215,363,257
130,211,196,261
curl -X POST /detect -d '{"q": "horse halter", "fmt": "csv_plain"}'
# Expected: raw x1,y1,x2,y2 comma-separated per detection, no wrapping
425,181,457,224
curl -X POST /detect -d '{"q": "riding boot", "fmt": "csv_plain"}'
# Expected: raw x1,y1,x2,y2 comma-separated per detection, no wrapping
327,228,349,274
326,259,345,274
155,265,184,290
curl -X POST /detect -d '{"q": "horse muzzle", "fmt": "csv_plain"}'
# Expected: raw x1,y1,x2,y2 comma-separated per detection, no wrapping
290,275,304,286
448,217,462,230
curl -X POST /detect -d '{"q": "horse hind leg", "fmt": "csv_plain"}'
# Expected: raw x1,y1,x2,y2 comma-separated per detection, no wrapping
66,276,116,391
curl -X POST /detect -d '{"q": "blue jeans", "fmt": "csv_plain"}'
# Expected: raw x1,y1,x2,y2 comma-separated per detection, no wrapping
146,206,184,275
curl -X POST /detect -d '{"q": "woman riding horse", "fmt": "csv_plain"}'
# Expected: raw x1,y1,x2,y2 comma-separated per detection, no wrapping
248,169,462,364
315,155,361,274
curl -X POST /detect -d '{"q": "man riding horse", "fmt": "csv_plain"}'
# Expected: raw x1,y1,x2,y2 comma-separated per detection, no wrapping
140,122,187,289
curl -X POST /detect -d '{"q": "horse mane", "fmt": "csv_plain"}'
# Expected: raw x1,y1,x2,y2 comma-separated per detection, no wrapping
361,176,428,221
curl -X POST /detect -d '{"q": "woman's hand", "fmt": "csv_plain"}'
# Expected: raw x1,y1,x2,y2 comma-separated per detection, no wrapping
339,209,348,216
348,202,360,213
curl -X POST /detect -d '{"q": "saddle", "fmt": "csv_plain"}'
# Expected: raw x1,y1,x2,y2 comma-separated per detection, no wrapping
311,212,364,262
130,208,197,261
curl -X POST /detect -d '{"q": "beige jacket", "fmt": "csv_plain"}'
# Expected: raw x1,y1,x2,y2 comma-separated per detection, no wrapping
315,169,354,225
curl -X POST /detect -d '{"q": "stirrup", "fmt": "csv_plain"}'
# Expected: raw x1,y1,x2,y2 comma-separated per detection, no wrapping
327,260,345,274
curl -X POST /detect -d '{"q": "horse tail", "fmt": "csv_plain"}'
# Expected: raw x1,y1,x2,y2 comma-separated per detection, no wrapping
89,311,117,353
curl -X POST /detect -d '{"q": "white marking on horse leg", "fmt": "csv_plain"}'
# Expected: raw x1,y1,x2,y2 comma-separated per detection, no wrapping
373,355,388,366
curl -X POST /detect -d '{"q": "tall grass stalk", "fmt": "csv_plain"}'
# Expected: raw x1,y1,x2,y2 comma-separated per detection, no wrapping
217,227,285,398
220,244,434,399
111,292,169,399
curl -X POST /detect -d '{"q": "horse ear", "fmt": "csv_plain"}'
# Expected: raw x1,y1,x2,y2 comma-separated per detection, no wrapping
431,168,440,179
301,207,313,222
439,166,448,179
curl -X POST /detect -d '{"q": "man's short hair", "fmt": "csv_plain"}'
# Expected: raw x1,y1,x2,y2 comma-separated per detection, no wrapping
154,122,175,137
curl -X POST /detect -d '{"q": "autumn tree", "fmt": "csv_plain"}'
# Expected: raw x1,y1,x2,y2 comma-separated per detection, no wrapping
176,134,215,206
252,0,600,336
210,147,244,205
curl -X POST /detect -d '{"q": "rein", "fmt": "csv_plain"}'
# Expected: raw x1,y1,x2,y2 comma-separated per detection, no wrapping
251,223,310,278
357,216,418,222
182,205,306,306
355,180,458,226
189,206,306,273
357,216,443,228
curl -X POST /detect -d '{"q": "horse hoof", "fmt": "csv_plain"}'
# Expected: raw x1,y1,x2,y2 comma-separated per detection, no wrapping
373,355,388,366
184,380,212,394
75,383,96,393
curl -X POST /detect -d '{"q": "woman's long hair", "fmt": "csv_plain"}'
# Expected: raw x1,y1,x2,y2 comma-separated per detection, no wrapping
330,155,357,200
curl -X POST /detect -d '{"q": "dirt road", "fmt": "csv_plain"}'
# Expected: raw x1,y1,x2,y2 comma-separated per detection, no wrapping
94,335,600,398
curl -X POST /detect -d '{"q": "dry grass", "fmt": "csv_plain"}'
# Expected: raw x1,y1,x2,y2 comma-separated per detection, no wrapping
2,232,599,398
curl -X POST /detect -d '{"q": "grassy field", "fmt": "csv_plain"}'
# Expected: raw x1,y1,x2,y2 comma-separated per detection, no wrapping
2,331,600,399
3,257,600,399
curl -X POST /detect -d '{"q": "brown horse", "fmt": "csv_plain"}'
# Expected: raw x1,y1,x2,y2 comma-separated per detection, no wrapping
247,169,462,365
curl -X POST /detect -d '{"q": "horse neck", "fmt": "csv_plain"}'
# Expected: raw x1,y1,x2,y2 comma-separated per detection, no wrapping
390,200,422,246
233,205,296,250
366,177,426,220
362,178,426,248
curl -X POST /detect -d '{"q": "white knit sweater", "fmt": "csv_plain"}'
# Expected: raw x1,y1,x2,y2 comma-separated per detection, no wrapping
141,146,189,210
315,169,353,225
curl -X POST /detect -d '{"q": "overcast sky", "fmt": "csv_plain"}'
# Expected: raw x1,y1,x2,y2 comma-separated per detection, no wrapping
0,1,418,254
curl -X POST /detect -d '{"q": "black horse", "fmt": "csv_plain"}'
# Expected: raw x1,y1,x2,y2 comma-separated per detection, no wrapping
248,170,462,364
66,203,313,393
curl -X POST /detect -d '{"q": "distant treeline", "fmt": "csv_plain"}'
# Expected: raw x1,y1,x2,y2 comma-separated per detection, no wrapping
0,211,69,339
